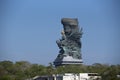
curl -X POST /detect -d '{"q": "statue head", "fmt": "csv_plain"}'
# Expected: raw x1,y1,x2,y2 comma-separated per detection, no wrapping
61,18,79,36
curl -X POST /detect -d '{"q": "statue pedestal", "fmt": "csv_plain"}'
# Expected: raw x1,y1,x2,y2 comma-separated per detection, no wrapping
54,55,83,67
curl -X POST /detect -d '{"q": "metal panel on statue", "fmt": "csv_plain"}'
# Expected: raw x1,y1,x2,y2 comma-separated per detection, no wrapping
54,18,83,67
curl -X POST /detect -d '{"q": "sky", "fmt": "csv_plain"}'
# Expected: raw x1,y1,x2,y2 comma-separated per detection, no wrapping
0,0,120,65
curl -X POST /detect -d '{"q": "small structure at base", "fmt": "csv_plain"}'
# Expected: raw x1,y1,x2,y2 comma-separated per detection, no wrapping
33,73,101,80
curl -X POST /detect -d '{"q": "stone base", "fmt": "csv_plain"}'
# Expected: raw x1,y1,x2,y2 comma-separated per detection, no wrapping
54,55,83,67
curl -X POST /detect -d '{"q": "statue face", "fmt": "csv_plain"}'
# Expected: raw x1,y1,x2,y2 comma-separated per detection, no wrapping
64,25,72,35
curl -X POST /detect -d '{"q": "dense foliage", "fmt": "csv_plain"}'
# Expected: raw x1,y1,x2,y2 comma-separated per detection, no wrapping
0,60,120,80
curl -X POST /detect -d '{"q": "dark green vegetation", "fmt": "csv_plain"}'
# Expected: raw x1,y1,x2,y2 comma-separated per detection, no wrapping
0,60,120,80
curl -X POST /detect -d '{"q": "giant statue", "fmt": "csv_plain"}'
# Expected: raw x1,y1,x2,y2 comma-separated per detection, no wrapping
54,18,83,67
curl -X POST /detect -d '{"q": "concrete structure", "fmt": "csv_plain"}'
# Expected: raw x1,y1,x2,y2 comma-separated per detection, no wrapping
54,55,83,66
33,73,101,80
